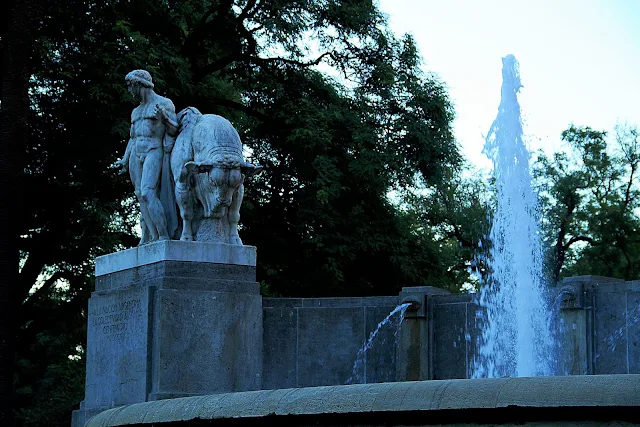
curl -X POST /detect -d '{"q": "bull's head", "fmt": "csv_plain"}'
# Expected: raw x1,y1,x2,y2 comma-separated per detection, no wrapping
177,107,202,131
185,160,263,218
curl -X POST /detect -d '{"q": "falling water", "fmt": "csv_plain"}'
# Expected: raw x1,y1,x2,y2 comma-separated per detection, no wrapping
345,303,411,384
472,55,556,378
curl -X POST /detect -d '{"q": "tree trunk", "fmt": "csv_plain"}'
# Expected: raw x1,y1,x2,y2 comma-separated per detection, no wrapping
0,1,42,425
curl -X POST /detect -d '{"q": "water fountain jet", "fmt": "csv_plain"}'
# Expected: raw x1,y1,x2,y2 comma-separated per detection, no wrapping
472,54,556,378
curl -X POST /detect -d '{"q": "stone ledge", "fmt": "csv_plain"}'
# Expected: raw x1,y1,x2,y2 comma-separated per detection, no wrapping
95,261,257,292
96,241,257,276
86,375,640,426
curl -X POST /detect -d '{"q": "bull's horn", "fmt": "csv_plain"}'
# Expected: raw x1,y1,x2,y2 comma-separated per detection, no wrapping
185,161,214,174
240,161,263,177
178,162,214,185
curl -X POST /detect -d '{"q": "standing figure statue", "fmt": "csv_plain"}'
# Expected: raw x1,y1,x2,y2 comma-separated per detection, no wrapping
116,69,261,246
116,70,178,245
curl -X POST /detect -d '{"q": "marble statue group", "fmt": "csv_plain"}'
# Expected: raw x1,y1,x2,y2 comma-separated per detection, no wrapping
116,69,261,246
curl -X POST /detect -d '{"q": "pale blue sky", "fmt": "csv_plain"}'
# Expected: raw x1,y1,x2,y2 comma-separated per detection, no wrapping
378,0,640,170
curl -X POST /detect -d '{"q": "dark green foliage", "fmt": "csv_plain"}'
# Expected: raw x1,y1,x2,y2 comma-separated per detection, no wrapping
2,1,46,425
404,166,492,293
535,124,640,283
13,0,470,424
240,58,461,296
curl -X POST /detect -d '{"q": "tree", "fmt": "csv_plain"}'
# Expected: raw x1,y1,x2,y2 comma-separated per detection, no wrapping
402,165,492,293
1,0,44,425
15,1,466,423
534,124,640,283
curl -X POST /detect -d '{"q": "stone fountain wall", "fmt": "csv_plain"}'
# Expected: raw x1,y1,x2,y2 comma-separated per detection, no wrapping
262,276,640,386
556,276,640,375
260,287,482,385
74,242,640,427
262,296,399,389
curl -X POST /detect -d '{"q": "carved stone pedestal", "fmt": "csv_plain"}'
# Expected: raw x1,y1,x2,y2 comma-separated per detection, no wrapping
72,241,262,427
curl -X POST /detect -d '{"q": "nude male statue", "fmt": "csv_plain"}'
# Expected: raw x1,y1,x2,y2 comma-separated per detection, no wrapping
115,70,178,245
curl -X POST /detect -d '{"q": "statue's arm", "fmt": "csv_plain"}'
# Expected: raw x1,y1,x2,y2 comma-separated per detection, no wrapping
116,127,134,174
155,100,178,153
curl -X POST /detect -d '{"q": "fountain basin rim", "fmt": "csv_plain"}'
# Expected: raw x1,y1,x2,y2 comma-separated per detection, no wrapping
86,375,640,426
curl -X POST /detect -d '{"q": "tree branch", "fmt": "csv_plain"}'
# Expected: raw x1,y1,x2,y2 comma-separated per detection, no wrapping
624,161,637,208
195,51,333,80
238,0,260,20
199,4,218,25
20,270,67,317
193,53,246,79
621,245,632,279
17,250,47,303
251,52,333,67
209,96,269,121
562,235,599,252
552,192,577,283
445,225,474,248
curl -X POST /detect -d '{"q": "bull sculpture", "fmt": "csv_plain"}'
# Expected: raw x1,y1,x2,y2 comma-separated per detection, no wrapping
160,106,261,244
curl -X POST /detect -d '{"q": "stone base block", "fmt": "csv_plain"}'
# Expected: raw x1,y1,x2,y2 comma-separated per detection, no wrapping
150,288,262,396
95,240,256,276
76,242,262,425
71,407,105,427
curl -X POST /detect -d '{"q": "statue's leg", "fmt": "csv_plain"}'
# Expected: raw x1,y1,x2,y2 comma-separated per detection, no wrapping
228,182,244,245
139,217,152,245
175,180,195,241
170,146,196,241
141,149,170,240
130,155,158,243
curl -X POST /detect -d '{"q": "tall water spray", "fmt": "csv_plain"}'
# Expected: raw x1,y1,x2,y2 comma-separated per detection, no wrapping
472,55,556,378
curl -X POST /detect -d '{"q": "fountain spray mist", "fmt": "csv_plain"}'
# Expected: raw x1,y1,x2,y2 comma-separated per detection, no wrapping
472,55,556,378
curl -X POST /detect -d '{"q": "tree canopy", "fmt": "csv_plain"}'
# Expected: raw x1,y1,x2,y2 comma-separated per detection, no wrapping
7,1,640,425
535,124,640,283
7,0,479,425
24,0,462,302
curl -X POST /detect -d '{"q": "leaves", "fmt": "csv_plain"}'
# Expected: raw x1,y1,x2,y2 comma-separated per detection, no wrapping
535,124,640,282
14,0,467,423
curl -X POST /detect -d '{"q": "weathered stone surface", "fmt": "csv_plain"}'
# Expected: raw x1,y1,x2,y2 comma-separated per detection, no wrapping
117,70,261,245
434,301,468,380
71,407,104,427
149,289,262,397
96,240,257,276
557,307,589,375
76,249,262,427
594,286,628,374
465,301,482,376
297,306,364,387
396,289,460,382
262,298,303,308
262,307,298,390
96,260,257,292
117,69,177,245
563,275,625,285
261,298,399,390
400,286,451,318
77,276,640,427
396,315,429,381
301,297,366,308
363,305,401,384
625,291,640,374
86,375,640,427
84,285,150,409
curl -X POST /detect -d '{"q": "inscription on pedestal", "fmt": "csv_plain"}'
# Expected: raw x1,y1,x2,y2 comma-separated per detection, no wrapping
85,286,149,409
91,299,142,340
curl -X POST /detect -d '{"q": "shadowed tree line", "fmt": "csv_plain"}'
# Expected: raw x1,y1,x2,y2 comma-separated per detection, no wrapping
1,1,483,425
1,1,639,426
535,123,640,284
